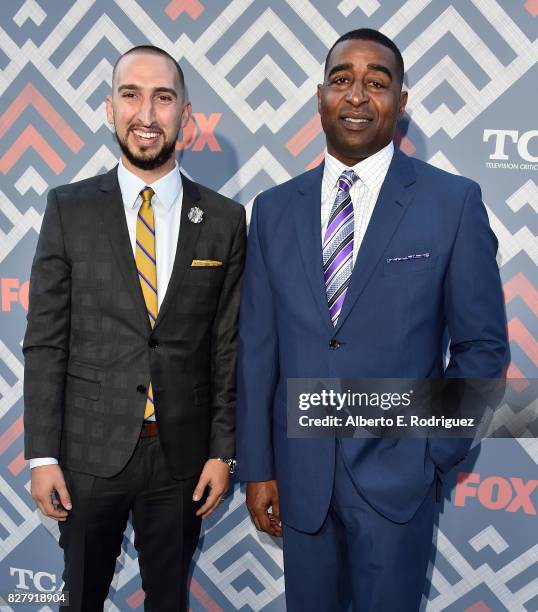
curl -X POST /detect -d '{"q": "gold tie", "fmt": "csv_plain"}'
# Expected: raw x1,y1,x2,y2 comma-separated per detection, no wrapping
136,187,157,419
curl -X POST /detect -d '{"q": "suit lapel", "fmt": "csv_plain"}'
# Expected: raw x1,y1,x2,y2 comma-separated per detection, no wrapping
98,167,151,333
293,163,334,331
334,149,416,332
153,173,202,329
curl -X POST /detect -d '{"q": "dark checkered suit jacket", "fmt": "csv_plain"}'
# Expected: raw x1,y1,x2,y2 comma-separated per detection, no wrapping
23,167,246,478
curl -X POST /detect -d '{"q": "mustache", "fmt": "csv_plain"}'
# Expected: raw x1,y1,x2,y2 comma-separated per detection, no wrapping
129,125,163,133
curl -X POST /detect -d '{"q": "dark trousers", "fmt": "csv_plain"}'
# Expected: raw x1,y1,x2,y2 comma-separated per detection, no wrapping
282,442,435,612
58,436,202,611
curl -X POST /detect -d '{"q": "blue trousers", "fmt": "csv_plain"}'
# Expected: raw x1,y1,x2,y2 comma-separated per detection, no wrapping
282,442,435,611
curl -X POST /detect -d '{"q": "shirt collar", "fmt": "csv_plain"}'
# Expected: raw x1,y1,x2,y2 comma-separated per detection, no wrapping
117,159,182,211
323,140,394,194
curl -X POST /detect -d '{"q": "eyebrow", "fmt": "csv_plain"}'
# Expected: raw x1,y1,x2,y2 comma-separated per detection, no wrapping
366,63,393,81
326,62,393,82
117,84,178,97
326,63,353,80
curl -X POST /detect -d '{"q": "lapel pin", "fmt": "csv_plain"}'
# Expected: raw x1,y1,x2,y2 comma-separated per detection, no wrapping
188,206,204,224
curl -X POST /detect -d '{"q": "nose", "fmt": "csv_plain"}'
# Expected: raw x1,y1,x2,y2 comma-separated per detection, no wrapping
136,96,156,126
346,80,368,106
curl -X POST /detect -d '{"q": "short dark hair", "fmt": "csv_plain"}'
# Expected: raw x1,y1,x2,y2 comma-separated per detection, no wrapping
112,45,185,93
324,29,404,86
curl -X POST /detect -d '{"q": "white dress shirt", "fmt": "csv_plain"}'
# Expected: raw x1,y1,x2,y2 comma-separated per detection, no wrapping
30,160,183,469
321,141,394,263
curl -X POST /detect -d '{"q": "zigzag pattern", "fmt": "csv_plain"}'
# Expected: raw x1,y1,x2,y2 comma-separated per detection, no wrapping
427,527,538,611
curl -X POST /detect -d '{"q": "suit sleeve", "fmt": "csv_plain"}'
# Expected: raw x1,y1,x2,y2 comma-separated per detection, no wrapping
208,205,247,458
23,189,71,459
444,181,509,378
236,196,279,481
429,181,509,472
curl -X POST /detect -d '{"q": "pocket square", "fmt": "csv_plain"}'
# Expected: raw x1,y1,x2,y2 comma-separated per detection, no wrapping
386,252,430,263
191,259,223,267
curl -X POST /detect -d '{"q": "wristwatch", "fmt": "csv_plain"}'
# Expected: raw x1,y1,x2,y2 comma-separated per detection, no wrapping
216,457,236,474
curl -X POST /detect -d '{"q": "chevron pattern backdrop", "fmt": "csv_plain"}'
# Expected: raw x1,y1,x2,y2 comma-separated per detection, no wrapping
0,1,536,610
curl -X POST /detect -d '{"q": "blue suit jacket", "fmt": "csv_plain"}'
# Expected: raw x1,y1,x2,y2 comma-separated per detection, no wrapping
237,149,508,531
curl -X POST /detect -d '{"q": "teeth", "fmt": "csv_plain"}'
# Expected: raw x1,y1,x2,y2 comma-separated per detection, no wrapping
344,118,369,123
134,130,160,139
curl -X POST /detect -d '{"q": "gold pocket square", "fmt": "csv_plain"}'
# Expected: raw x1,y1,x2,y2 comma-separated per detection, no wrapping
191,259,223,267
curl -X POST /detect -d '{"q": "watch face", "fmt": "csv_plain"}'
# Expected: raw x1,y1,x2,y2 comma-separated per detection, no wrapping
219,458,236,473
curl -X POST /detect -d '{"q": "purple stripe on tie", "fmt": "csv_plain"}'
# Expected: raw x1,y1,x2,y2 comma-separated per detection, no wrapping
328,273,349,305
327,196,352,230
323,216,353,259
325,254,353,292
147,309,157,323
339,176,352,192
323,232,353,275
137,212,155,235
326,261,349,296
138,270,158,295
326,198,349,230
329,288,348,322
324,210,353,251
324,200,353,244
324,240,353,281
136,240,156,265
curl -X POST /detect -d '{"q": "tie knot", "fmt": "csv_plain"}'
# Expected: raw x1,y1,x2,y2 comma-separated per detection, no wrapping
140,186,155,205
338,170,358,193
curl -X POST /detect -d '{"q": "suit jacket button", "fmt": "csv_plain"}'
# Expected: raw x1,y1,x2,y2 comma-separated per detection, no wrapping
148,339,158,349
136,385,147,394
329,339,340,350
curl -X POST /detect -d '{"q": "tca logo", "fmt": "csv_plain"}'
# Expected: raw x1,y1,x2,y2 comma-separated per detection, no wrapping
10,567,62,592
483,129,538,161
455,472,537,515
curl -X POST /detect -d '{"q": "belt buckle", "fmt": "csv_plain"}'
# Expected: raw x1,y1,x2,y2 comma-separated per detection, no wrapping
141,421,158,438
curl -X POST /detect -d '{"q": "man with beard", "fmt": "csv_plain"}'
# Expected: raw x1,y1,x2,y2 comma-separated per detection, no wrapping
24,46,245,611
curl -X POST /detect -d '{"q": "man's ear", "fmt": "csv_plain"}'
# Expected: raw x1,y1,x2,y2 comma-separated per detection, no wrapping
398,90,408,117
105,95,114,126
180,101,192,130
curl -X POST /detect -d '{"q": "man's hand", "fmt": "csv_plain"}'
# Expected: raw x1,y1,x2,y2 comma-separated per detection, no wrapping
246,480,282,537
193,459,230,518
31,464,72,521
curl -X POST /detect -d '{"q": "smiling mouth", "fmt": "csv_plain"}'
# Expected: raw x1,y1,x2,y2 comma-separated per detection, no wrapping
131,129,162,143
342,117,371,124
340,117,372,132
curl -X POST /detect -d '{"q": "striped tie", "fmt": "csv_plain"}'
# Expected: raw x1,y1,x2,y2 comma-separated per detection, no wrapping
323,170,358,326
136,186,158,419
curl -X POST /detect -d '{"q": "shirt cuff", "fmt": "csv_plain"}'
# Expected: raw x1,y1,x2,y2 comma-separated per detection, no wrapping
29,457,59,469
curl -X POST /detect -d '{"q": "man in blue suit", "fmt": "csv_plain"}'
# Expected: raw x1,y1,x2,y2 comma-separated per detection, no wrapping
237,29,508,611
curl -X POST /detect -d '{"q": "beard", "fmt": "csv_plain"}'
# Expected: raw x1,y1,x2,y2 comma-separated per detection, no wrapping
114,126,178,171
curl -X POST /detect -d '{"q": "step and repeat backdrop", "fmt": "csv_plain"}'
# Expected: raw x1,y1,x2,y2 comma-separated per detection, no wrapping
0,1,536,610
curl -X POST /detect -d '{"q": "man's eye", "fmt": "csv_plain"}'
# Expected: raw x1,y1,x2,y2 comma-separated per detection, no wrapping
122,92,136,98
331,77,349,85
158,95,173,102
369,81,384,88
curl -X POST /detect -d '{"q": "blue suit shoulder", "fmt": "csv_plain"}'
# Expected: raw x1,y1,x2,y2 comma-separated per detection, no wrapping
253,166,321,213
407,154,479,197
253,151,483,219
